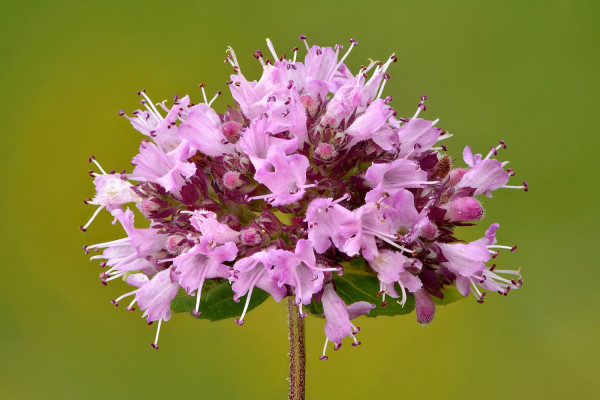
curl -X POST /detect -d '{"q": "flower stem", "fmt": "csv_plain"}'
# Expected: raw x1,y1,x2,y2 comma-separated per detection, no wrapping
287,296,306,400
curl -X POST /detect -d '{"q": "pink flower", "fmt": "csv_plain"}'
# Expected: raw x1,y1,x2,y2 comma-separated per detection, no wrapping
305,196,357,254
249,147,312,206
319,283,374,360
178,103,235,157
368,250,423,307
231,250,287,325
364,158,433,195
130,140,196,195
188,210,240,245
268,240,339,316
395,118,450,158
171,239,238,316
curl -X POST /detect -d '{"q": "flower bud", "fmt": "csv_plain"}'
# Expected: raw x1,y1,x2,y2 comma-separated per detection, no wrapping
443,197,484,222
223,171,246,190
300,94,318,117
238,155,253,174
139,197,170,218
219,213,242,230
222,122,243,143
166,234,188,255
313,142,338,163
240,226,266,247
420,222,440,240
255,211,282,235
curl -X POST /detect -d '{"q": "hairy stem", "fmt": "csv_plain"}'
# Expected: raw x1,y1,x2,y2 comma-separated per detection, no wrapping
287,297,306,400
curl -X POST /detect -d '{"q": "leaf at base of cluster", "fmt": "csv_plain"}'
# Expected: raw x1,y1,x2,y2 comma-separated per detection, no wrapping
171,279,269,321
305,256,465,318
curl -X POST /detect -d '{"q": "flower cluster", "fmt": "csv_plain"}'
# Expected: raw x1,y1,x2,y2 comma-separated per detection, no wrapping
83,37,526,359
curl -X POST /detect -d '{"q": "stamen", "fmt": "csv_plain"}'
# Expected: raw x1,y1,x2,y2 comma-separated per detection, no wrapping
299,35,309,51
266,38,278,61
374,235,414,254
81,205,106,232
375,55,396,100
502,181,528,192
411,94,428,119
329,39,357,80
89,156,108,175
396,280,407,307
191,267,211,316
150,319,162,349
208,91,222,107
470,280,485,302
126,298,137,311
199,83,209,104
484,143,505,160
87,237,130,250
138,90,164,121
319,338,329,361
487,245,515,251
226,46,242,73
112,289,138,306
235,271,263,325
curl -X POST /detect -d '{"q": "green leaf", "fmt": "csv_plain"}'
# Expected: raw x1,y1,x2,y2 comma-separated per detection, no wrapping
171,279,269,321
334,267,416,317
306,256,465,318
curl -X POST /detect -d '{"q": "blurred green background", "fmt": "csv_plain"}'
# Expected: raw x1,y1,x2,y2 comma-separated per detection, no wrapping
1,0,598,398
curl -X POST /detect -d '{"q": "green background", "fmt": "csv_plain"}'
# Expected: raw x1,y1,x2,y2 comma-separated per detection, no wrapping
1,0,598,398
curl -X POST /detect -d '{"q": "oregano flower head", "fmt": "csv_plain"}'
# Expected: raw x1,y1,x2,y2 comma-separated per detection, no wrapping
83,36,526,359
